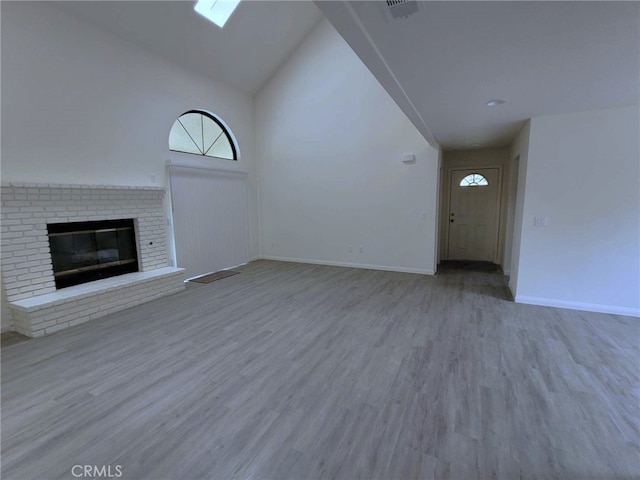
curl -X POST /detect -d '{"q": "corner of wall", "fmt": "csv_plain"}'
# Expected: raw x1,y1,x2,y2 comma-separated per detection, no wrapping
507,120,531,299
511,107,639,313
1,276,14,333
434,146,444,268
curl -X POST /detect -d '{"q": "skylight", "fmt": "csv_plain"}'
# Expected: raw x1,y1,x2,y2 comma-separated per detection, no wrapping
194,0,241,28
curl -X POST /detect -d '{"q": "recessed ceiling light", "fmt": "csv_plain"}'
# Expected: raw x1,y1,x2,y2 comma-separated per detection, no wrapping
486,99,507,107
471,143,482,148
194,0,241,28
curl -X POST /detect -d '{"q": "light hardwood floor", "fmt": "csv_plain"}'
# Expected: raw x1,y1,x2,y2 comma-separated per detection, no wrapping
2,260,639,479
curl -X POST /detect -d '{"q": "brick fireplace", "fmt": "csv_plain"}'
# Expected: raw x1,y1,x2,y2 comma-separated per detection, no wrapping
1,182,185,337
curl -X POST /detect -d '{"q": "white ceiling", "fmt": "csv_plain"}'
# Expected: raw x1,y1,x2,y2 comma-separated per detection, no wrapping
316,1,640,150
55,1,323,96
54,1,639,151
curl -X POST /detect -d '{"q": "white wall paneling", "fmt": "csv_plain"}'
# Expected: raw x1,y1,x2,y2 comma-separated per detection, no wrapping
168,165,250,279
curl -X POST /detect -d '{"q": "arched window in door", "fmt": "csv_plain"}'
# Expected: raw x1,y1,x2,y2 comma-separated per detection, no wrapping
460,173,489,187
169,110,237,160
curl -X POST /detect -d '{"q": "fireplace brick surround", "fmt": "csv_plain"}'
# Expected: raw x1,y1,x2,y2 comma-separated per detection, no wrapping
1,182,185,337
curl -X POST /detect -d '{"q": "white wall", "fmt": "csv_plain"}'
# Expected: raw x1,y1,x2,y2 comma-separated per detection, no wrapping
503,153,520,277
0,1,260,261
508,122,531,296
439,148,511,269
1,279,10,332
255,20,440,275
512,106,639,316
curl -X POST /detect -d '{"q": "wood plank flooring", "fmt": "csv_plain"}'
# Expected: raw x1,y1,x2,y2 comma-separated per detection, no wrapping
2,260,639,479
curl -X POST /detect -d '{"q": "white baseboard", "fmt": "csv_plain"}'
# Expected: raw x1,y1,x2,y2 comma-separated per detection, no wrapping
259,255,435,276
515,295,640,317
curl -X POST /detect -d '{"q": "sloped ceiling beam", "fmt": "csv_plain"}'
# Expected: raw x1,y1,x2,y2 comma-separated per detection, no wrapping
315,1,439,149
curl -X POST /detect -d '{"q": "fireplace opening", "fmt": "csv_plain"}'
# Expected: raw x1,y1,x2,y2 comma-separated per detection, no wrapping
47,219,139,289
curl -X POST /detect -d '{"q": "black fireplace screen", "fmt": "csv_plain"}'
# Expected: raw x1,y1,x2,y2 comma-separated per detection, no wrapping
47,219,139,289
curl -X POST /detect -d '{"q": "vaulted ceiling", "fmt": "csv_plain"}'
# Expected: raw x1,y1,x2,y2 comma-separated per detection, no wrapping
55,1,639,151
55,1,323,95
316,1,640,150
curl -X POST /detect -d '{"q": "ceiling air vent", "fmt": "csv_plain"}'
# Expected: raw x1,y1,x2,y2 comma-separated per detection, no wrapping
383,0,423,21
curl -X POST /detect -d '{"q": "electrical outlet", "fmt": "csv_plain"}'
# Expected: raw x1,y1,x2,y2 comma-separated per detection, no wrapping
359,246,364,253
348,246,352,253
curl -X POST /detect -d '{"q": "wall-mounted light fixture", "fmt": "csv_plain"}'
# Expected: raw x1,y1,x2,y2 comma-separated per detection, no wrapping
401,153,416,164
485,98,507,107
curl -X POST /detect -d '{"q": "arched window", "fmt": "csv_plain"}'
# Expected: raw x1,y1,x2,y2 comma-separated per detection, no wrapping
169,110,237,160
460,173,488,187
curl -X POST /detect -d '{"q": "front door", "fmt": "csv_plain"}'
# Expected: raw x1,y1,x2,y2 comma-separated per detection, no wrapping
447,168,501,261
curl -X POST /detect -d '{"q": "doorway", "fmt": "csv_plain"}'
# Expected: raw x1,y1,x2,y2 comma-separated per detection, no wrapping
446,167,502,262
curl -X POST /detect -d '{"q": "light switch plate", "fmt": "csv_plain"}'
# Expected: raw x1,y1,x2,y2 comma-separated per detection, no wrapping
534,216,548,227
